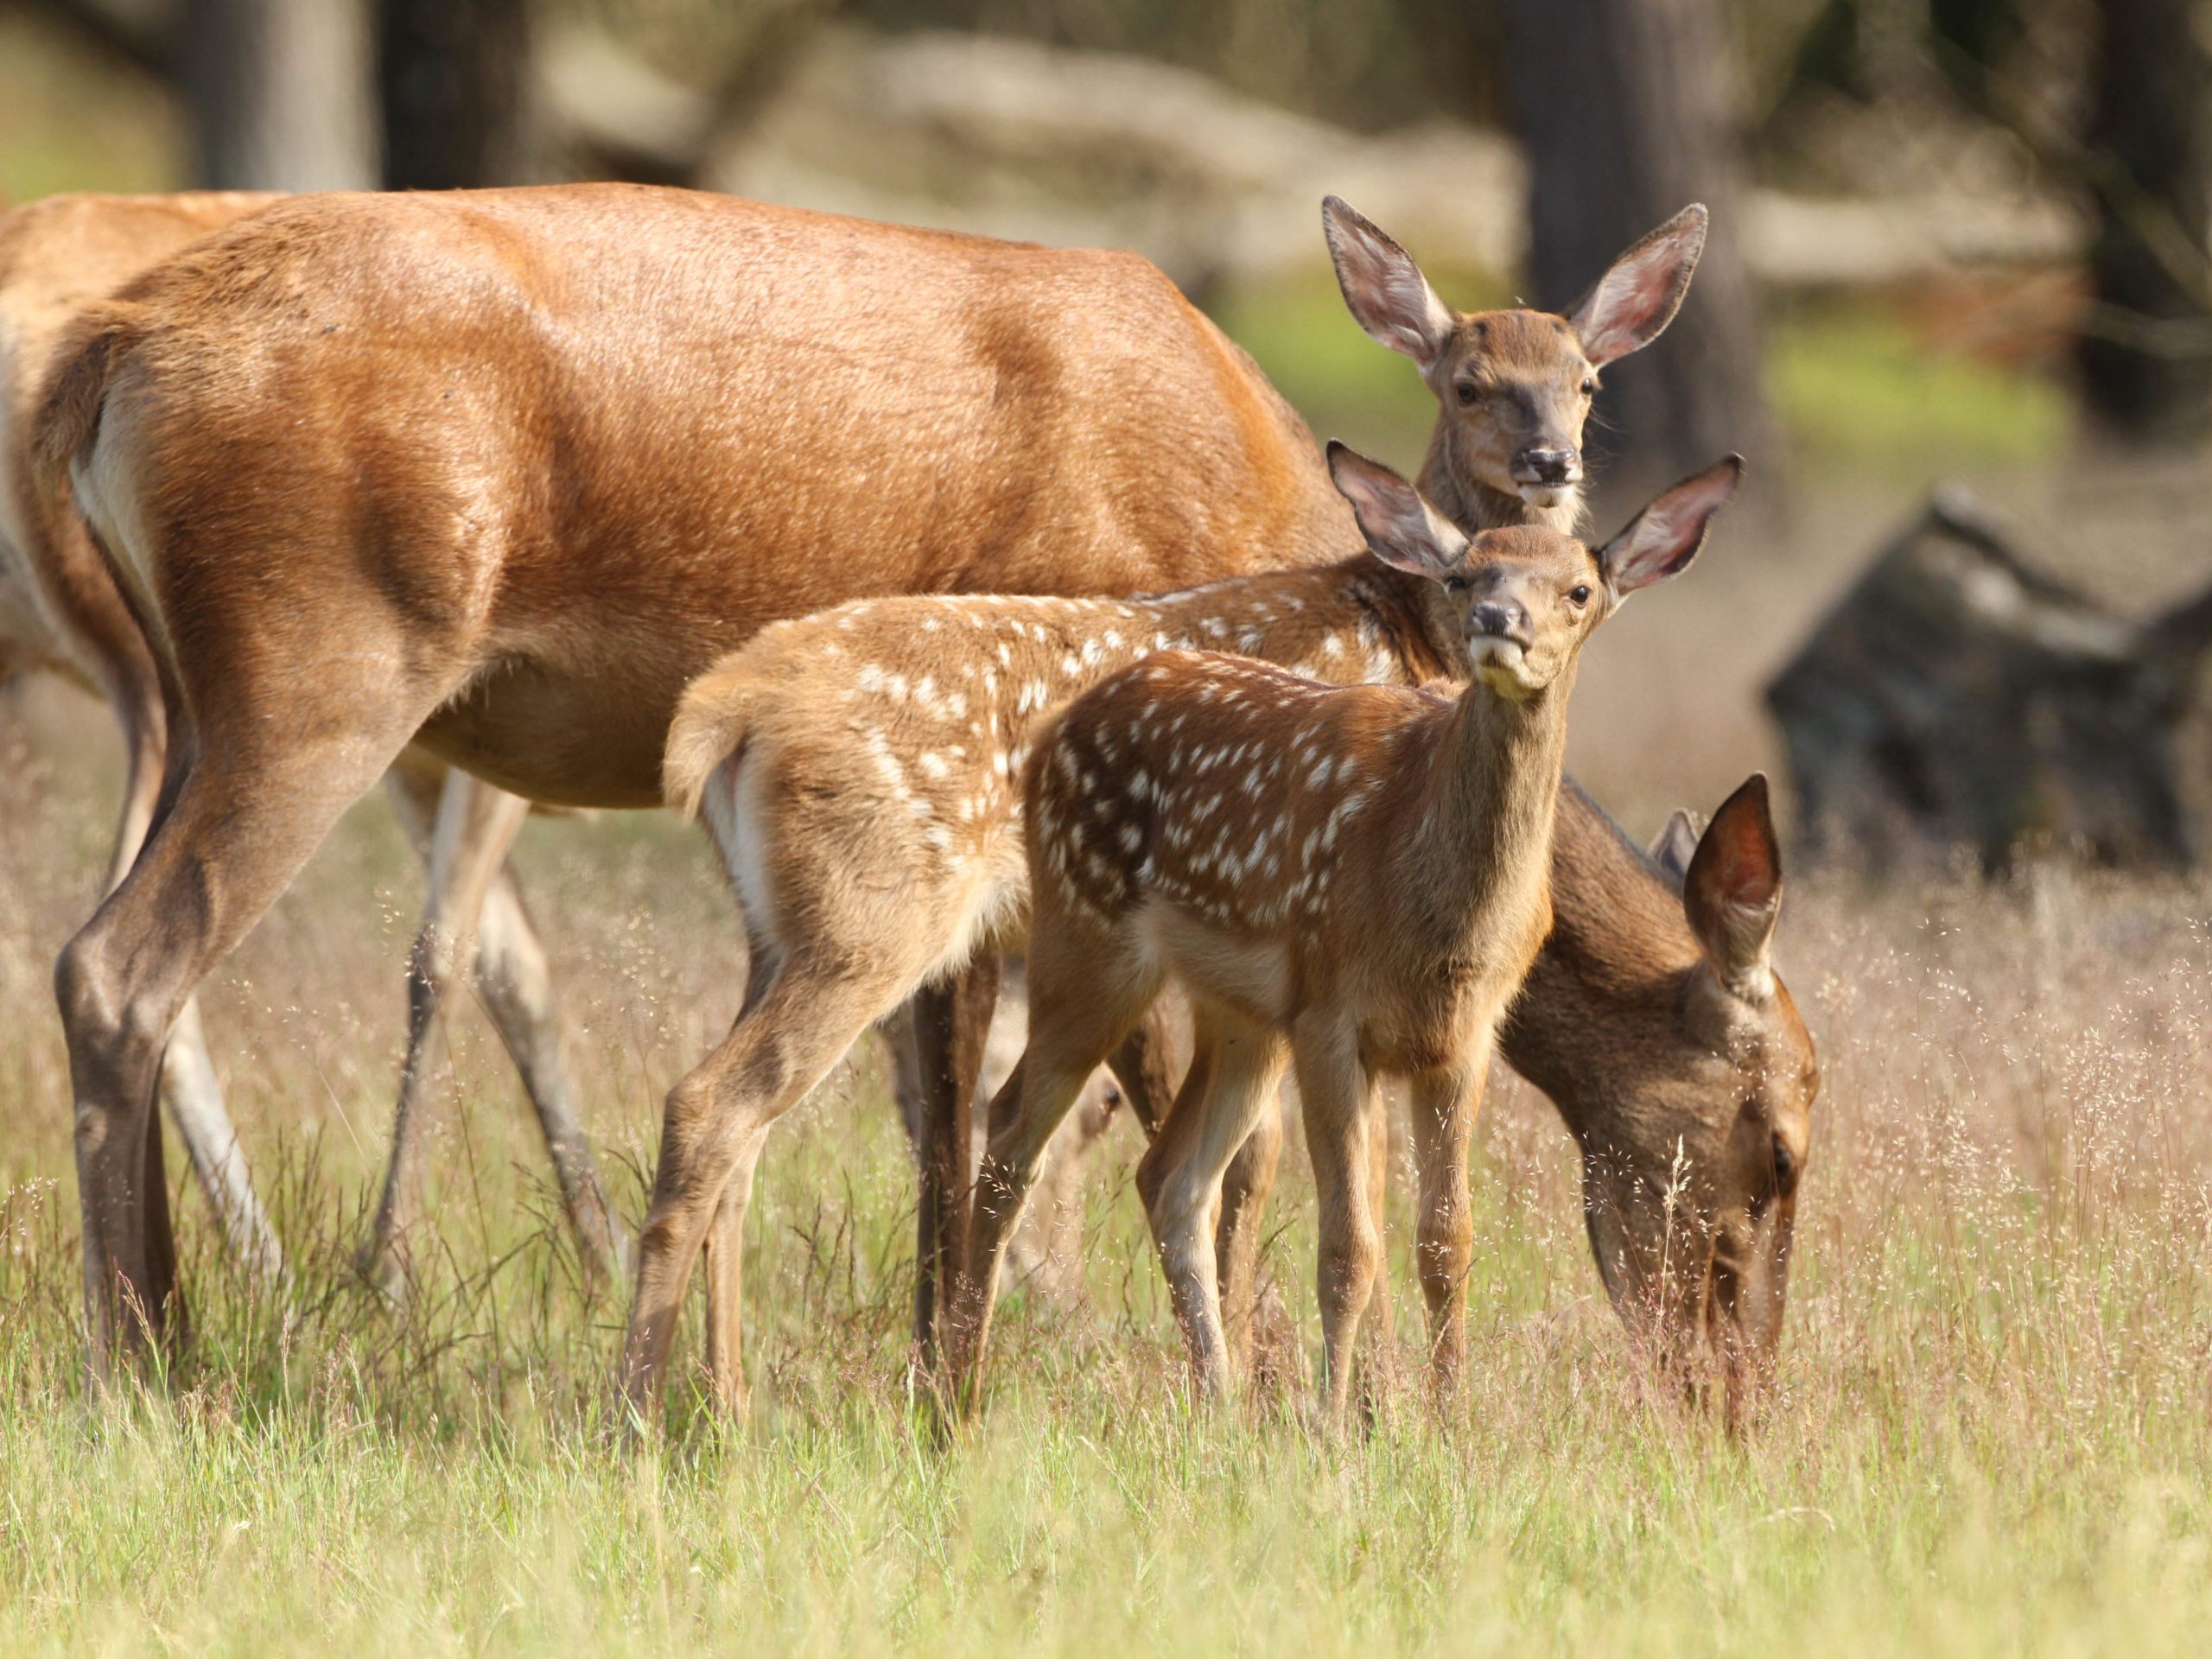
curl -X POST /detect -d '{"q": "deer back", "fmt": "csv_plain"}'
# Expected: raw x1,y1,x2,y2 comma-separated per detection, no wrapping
36,186,1359,808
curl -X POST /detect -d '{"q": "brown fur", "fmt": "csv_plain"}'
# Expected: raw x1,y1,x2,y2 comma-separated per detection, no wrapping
953,453,1741,1423
0,194,623,1299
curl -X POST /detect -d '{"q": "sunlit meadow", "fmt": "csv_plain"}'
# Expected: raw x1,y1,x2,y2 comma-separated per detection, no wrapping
5,648,2212,1652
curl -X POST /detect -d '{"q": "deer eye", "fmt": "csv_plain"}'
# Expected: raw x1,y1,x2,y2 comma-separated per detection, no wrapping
1580,377,1598,396
1569,584,1592,606
1456,382,1480,405
1772,1135,1799,1197
1444,575,1468,594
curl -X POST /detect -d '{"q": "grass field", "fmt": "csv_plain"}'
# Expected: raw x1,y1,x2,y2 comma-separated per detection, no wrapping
5,677,2212,1655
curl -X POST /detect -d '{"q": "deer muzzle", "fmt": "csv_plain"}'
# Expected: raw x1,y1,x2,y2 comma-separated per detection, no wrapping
1511,445,1582,507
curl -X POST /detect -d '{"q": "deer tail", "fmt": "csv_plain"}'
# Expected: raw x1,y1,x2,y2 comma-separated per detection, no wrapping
663,657,774,820
33,301,149,505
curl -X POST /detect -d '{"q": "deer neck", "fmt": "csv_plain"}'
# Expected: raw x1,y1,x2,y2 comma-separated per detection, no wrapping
1499,779,1705,1143
1411,664,1577,947
1419,431,1584,537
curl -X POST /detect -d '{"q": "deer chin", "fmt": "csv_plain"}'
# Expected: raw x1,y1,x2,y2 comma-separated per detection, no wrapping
1515,481,1576,510
1466,636,1537,697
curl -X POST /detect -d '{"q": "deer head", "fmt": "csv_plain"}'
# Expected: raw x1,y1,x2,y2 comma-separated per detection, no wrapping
1326,441,1743,701
1324,197,1707,527
1510,774,1818,1427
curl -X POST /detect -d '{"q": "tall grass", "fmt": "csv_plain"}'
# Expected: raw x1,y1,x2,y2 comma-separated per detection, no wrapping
4,683,2212,1654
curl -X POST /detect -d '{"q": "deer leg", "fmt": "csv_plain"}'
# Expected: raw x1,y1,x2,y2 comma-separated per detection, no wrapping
1213,1086,1287,1377
95,684,282,1283
907,955,1001,1362
618,955,924,1420
1407,1048,1485,1391
364,768,532,1297
472,866,626,1287
1291,1014,1379,1433
1133,1004,1287,1398
157,1000,283,1284
58,710,432,1380
952,929,1160,1413
1106,997,1187,1136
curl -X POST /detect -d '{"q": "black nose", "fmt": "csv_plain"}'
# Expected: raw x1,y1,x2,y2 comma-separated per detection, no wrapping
1519,447,1579,486
1471,600,1529,644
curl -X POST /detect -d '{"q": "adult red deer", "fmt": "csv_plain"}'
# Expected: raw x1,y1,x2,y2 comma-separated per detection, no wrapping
0,192,621,1296
33,183,1718,1390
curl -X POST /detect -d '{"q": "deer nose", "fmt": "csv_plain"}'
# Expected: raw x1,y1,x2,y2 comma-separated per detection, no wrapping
1470,600,1530,645
1516,447,1580,486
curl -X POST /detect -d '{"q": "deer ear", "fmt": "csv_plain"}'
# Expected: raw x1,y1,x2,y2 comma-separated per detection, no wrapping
1649,809,1702,883
1684,774,1783,1001
1327,441,1467,581
1324,196,1456,375
1569,203,1707,368
1599,454,1741,598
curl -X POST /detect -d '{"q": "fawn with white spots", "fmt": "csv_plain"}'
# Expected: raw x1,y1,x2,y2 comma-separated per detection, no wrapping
954,444,1743,1426
630,199,1714,1414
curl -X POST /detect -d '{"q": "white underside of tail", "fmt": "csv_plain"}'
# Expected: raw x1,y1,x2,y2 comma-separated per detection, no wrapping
702,750,783,958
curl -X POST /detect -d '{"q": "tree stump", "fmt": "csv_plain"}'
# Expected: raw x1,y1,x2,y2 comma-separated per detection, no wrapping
1767,486,2212,871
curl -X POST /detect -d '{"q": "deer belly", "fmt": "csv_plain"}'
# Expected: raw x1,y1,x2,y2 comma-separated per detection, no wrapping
1139,900,1294,1027
414,659,678,807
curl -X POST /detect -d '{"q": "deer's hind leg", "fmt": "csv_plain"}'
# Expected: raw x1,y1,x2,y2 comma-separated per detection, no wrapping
619,942,933,1420
907,956,1002,1362
1134,1001,1287,1397
954,918,1162,1408
59,689,454,1379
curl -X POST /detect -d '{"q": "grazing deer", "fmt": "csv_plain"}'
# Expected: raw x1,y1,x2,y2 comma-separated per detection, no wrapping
0,191,623,1297
1510,773,1814,1427
954,447,1741,1425
1120,772,1816,1427
32,181,1707,1385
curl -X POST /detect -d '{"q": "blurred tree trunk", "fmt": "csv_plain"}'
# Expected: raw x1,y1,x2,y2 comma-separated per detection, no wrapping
180,0,378,190
1499,0,1779,492
2077,0,2212,439
378,0,532,190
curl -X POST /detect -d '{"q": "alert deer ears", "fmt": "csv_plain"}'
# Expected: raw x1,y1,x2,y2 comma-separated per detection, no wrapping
1598,454,1742,599
1569,204,1708,369
1323,196,1456,376
1649,809,1703,882
1684,773,1783,1001
1327,441,1469,581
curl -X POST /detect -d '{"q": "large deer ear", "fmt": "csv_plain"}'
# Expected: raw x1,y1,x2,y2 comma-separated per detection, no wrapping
1649,809,1702,883
1569,203,1707,368
1327,441,1467,581
1598,454,1741,599
1685,774,1783,1001
1323,196,1456,376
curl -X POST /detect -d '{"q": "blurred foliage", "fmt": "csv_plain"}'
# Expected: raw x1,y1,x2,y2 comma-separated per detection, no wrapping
0,10,182,200
1767,302,2072,468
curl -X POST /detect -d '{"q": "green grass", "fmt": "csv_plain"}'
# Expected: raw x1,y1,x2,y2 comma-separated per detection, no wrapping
5,703,2212,1653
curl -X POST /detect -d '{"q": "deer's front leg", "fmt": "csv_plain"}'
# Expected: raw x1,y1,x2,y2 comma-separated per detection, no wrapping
1408,1046,1486,1391
1292,1014,1379,1432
